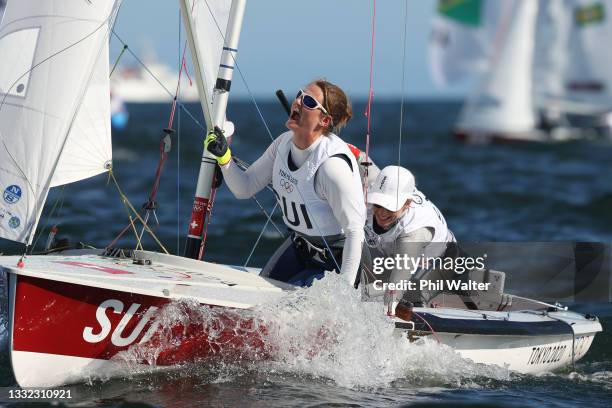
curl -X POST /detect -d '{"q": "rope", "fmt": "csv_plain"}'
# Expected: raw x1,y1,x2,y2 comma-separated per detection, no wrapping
363,0,377,200
412,311,442,344
198,180,218,260
545,312,578,371
105,169,169,254
167,38,190,129
29,186,66,253
177,9,182,255
244,202,279,268
395,0,409,212
110,44,128,77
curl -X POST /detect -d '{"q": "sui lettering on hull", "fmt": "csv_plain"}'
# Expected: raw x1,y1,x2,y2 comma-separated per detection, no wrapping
83,299,160,347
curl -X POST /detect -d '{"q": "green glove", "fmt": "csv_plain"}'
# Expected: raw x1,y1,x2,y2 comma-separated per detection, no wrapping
204,126,231,165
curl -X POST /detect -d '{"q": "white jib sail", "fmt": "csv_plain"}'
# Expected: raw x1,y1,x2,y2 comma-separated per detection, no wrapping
179,0,233,134
0,0,118,244
428,0,509,86
52,40,112,187
456,0,538,134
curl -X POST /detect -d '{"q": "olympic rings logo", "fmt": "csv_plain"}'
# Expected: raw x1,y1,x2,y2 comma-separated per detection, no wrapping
280,179,294,193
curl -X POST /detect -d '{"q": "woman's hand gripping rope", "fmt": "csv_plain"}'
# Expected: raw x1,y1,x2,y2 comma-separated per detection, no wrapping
204,126,232,166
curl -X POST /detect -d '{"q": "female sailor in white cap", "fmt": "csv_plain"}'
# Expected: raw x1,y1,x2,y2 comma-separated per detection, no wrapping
204,79,365,288
364,165,455,304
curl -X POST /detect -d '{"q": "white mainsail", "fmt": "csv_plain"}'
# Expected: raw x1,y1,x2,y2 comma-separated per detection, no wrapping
0,0,118,244
178,0,232,132
456,0,538,135
428,0,509,86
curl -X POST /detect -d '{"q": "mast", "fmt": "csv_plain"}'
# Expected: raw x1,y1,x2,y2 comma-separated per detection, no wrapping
180,0,247,259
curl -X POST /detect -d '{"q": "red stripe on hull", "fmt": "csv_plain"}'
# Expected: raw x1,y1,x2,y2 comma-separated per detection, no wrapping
11,275,270,365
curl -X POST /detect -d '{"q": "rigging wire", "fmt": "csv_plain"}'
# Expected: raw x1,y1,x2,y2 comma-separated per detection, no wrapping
363,0,377,201
393,0,409,236
177,9,182,255
110,31,207,133
232,158,285,237
243,202,279,268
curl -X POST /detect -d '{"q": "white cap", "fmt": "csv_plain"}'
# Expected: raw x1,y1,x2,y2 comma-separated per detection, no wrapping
367,166,415,212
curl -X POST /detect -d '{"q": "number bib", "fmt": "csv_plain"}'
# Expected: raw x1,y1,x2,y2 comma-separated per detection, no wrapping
272,131,360,237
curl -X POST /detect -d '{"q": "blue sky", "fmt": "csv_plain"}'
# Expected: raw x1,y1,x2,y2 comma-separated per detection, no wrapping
112,0,473,99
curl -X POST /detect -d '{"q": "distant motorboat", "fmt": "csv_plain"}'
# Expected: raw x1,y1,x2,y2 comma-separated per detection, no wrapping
111,61,200,104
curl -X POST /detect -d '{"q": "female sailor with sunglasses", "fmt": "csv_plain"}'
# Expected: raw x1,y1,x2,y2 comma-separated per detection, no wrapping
205,79,366,287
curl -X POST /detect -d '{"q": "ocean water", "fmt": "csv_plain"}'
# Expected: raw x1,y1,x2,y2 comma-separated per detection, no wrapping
0,100,611,407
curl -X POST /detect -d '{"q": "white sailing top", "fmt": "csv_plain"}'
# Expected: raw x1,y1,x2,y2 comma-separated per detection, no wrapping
367,189,455,259
221,131,366,286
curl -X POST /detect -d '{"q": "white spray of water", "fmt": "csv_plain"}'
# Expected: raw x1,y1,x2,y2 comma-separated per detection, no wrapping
119,273,511,389
253,273,511,389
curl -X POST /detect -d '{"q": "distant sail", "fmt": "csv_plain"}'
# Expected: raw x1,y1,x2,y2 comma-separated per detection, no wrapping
428,0,510,86
562,0,612,111
456,0,538,134
0,0,118,243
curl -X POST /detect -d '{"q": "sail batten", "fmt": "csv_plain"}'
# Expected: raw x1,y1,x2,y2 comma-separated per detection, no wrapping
0,0,118,244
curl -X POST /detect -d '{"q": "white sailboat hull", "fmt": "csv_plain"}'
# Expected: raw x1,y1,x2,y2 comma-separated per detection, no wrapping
452,334,596,374
395,307,600,374
2,250,289,387
0,251,603,387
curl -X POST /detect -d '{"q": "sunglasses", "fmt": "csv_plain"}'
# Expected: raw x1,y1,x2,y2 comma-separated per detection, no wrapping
295,89,330,115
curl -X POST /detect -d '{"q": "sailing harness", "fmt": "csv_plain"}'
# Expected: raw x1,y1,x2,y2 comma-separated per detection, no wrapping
291,231,344,272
